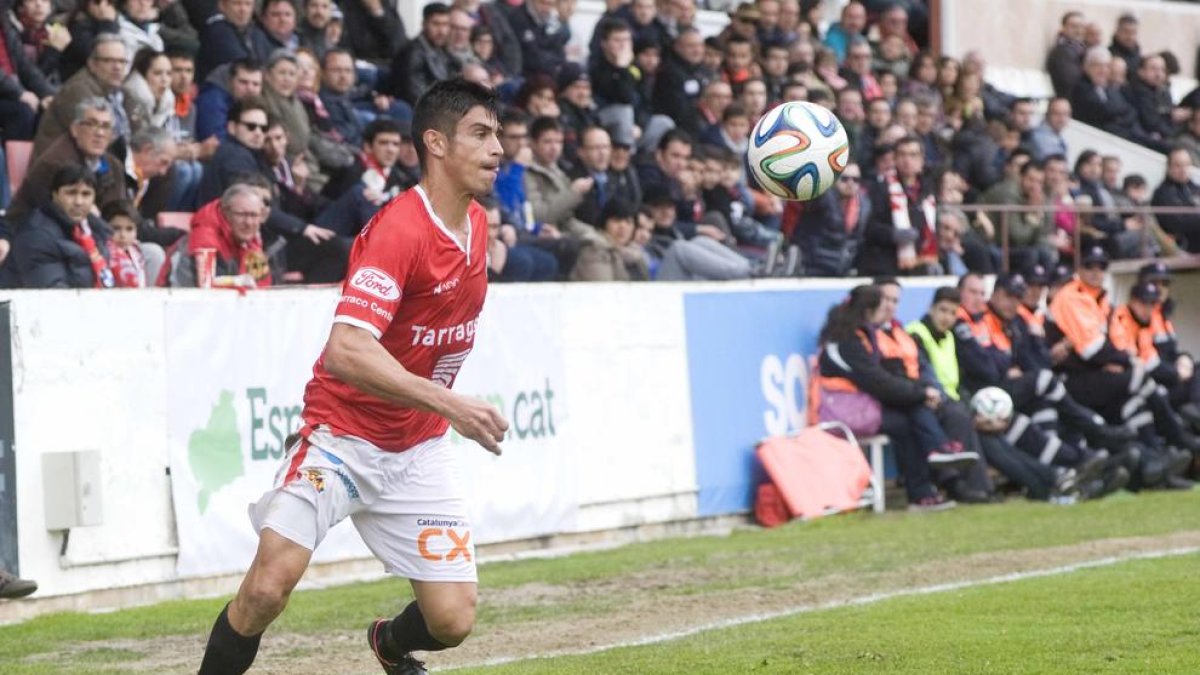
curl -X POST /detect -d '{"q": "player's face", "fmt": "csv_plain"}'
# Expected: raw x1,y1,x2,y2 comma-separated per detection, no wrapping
446,106,503,196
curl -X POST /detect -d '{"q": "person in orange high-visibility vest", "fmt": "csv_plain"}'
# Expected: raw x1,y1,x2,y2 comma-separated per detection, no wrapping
1049,247,1196,489
1137,262,1200,431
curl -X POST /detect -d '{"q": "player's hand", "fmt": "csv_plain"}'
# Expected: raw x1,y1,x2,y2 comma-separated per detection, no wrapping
570,177,594,195
446,394,509,455
923,386,942,409
303,224,336,244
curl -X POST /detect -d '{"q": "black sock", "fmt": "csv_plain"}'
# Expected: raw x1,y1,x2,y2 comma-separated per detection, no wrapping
198,603,263,675
380,601,450,659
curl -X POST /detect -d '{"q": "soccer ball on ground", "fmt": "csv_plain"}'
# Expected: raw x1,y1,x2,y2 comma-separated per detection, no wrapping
971,387,1014,427
746,100,850,202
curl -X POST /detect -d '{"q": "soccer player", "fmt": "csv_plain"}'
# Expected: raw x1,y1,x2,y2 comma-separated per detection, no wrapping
198,79,509,675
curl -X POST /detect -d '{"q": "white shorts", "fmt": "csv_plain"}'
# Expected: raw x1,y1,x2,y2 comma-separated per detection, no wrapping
249,425,477,583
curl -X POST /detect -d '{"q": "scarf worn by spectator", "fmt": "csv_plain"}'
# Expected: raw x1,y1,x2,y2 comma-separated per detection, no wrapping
17,15,47,58
189,200,273,287
107,241,146,287
73,220,116,288
887,173,936,269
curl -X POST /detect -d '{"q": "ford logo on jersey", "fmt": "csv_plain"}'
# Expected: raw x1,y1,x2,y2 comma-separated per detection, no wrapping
350,267,400,301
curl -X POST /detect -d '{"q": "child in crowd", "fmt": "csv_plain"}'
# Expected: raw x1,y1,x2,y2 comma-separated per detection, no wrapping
103,201,148,288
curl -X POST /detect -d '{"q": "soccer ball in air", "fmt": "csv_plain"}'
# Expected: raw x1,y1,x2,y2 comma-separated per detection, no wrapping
746,100,850,202
971,387,1014,426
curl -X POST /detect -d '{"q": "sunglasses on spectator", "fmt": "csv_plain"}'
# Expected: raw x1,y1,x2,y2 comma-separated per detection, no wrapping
239,120,268,132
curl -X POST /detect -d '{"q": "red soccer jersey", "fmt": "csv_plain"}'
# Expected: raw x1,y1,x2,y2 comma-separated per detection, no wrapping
302,185,489,451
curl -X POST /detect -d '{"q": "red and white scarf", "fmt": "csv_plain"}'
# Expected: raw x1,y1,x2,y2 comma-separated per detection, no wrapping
887,174,937,269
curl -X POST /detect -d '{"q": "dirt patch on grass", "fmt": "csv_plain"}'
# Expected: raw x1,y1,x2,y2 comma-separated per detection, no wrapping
33,530,1200,674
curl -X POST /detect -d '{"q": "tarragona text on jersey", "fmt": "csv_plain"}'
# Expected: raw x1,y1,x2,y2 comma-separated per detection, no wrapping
302,185,490,451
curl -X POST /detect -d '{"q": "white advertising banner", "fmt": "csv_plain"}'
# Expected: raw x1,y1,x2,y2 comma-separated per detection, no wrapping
166,288,576,578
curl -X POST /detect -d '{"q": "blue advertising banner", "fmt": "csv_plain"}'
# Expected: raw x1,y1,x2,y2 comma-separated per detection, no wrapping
683,284,936,516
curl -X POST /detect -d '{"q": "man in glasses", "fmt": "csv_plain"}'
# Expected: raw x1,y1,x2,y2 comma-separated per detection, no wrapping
787,162,869,277
33,33,137,158
199,95,347,282
9,97,127,225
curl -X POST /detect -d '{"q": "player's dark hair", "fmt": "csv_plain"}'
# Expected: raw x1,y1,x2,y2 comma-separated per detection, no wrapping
957,271,984,290
597,16,631,42
229,57,263,78
657,128,693,153
227,95,269,124
423,2,450,21
600,197,637,226
873,276,901,289
412,78,499,172
1123,173,1147,190
101,199,142,224
722,103,748,123
1020,159,1045,177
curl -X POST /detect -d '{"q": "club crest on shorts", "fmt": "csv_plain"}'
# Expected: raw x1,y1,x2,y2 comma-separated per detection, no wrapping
303,468,326,493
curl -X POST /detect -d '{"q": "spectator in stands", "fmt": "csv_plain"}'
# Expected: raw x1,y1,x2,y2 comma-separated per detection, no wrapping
835,86,865,150
643,184,751,281
256,0,299,54
702,103,750,154
264,49,353,183
912,96,945,167
816,283,959,511
509,0,570,79
316,118,414,237
854,97,890,167
840,38,881,101
156,0,200,54
1135,263,1200,425
195,0,264,81
859,136,936,276
173,182,276,287
4,165,114,288
1127,54,1185,145
102,200,149,286
1029,97,1071,161
62,0,120,80
34,33,140,158
1047,10,1086,98
524,116,598,244
991,159,1057,271
760,42,789,103
445,7,476,68
570,197,649,281
125,126,177,225
1174,108,1200,167
961,50,1014,122
317,49,364,147
1074,149,1137,258
116,0,166,59
822,0,864,64
652,27,708,140
569,126,623,227
194,57,262,143
903,51,939,103
1152,147,1200,252
557,63,599,165
638,128,694,223
392,2,453,105
262,119,326,224
0,0,57,143
693,79,732,141
453,0,521,78
605,123,642,207
786,162,868,277
296,0,336,57
1070,46,1161,152
11,0,72,87
123,47,176,138
198,95,269,204
1109,13,1141,73
10,96,125,225
1114,174,1180,258
1083,21,1103,49
482,194,557,282
738,77,769,123
339,0,407,88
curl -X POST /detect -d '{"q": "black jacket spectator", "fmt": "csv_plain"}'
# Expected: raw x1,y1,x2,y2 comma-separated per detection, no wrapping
1047,35,1085,97
791,187,871,277
570,166,639,228
61,11,118,81
818,327,927,409
2,13,58,99
198,135,268,204
9,135,125,225
4,204,111,288
469,2,521,77
591,55,642,109
507,2,569,78
196,13,263,81
340,0,407,68
393,35,454,104
652,51,707,137
858,176,936,277
319,87,365,147
1151,177,1200,252
1125,76,1175,141
1070,74,1159,149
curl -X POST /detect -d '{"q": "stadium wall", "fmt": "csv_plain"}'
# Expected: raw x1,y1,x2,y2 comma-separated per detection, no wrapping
3,271,1198,611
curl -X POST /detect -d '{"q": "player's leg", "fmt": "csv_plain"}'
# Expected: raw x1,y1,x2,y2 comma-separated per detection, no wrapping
370,581,477,667
198,528,312,674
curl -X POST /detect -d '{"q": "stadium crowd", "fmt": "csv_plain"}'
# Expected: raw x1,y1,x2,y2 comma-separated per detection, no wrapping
0,0,1196,288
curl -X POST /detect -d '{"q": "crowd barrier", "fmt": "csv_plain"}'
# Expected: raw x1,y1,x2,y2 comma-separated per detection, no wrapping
0,270,1195,605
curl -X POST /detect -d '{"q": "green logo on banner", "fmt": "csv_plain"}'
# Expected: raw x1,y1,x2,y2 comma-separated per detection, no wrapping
188,390,245,514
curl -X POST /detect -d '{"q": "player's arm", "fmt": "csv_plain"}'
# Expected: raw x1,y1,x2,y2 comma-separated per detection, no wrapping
323,323,509,455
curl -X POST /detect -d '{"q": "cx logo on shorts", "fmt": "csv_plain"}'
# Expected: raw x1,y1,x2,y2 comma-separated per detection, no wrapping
417,528,472,562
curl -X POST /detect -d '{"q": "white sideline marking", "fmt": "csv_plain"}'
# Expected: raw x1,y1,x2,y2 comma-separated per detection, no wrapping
448,545,1200,670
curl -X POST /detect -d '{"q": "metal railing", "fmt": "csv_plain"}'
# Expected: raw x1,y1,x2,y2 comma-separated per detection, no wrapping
940,202,1200,272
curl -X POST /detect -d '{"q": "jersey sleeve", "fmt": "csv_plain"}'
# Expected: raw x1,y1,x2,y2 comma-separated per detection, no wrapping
333,219,415,339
